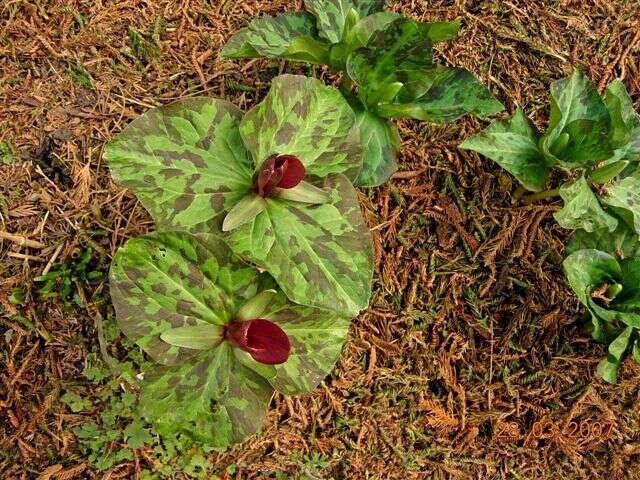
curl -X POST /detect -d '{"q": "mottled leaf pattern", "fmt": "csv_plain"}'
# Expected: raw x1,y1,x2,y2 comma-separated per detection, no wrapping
605,80,640,157
304,0,385,44
110,232,260,365
541,70,610,164
353,111,400,187
221,13,330,64
240,75,363,182
603,173,640,235
460,108,547,192
554,177,618,233
227,174,374,316
112,231,354,446
104,98,253,234
377,66,504,123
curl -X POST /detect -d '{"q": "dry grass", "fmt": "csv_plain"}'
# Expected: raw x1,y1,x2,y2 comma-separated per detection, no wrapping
1,0,640,479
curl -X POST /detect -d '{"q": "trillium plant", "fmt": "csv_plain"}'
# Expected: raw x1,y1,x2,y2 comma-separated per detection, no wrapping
461,70,640,236
564,224,640,383
221,0,504,186
110,232,350,446
105,74,374,317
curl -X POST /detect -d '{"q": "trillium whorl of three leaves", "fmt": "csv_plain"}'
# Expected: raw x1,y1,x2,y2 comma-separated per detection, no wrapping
563,246,640,383
105,75,373,316
110,231,350,446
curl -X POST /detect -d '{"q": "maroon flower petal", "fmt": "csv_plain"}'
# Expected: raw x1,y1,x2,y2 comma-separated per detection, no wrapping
256,157,278,197
274,155,305,189
225,319,291,365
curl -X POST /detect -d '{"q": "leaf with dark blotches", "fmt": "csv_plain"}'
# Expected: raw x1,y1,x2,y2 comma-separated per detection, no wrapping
554,177,618,233
460,108,547,192
226,174,374,317
221,12,330,64
540,70,610,165
104,98,253,234
304,0,386,44
602,172,640,236
111,231,352,446
567,222,640,258
353,111,400,187
376,65,504,123
240,75,363,182
605,80,640,159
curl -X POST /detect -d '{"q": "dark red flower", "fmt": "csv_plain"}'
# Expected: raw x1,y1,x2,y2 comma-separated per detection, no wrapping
225,319,291,365
256,155,305,197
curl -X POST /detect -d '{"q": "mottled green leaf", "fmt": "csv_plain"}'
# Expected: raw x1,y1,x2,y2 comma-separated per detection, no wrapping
353,111,400,187
110,232,261,365
602,172,640,235
104,98,253,233
376,66,504,123
551,119,614,168
567,222,640,258
605,80,640,157
563,249,622,307
304,0,385,44
541,70,610,164
597,326,633,383
460,108,547,192
240,75,362,181
227,174,374,316
347,11,401,50
221,13,330,64
554,177,618,233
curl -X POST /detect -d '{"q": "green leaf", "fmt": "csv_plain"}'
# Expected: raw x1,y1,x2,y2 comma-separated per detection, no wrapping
124,420,153,449
110,232,261,365
353,111,400,187
222,194,267,232
240,75,363,182
552,119,614,168
554,177,618,233
160,325,224,350
633,340,640,363
567,222,640,258
273,181,331,204
597,326,633,384
304,0,385,44
602,172,640,235
347,11,401,50
563,249,622,307
605,80,640,155
376,66,504,123
104,98,253,233
227,174,374,316
235,290,279,321
460,108,547,192
221,13,330,64
262,297,350,394
541,70,610,163
589,160,629,184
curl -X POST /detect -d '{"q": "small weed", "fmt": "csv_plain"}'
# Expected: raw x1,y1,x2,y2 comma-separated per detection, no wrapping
0,142,14,165
67,63,92,89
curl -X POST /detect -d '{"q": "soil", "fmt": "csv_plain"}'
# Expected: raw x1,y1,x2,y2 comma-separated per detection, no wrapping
1,0,639,479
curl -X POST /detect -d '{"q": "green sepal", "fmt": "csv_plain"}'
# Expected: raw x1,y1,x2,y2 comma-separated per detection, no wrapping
235,290,279,321
273,181,331,204
353,112,400,187
160,325,224,350
222,193,267,232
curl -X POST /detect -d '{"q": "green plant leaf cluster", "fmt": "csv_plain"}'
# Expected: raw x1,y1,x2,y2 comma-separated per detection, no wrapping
461,70,640,235
462,69,640,383
564,224,640,383
109,231,350,446
104,75,372,448
222,0,503,186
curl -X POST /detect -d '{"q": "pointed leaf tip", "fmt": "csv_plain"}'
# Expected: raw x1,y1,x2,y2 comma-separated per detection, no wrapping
226,319,291,365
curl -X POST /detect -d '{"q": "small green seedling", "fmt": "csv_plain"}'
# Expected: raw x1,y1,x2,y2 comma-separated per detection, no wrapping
461,70,640,236
110,231,350,446
104,74,373,316
222,0,504,186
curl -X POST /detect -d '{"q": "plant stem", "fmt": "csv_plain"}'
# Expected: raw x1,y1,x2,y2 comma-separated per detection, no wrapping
521,188,561,205
512,185,527,202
